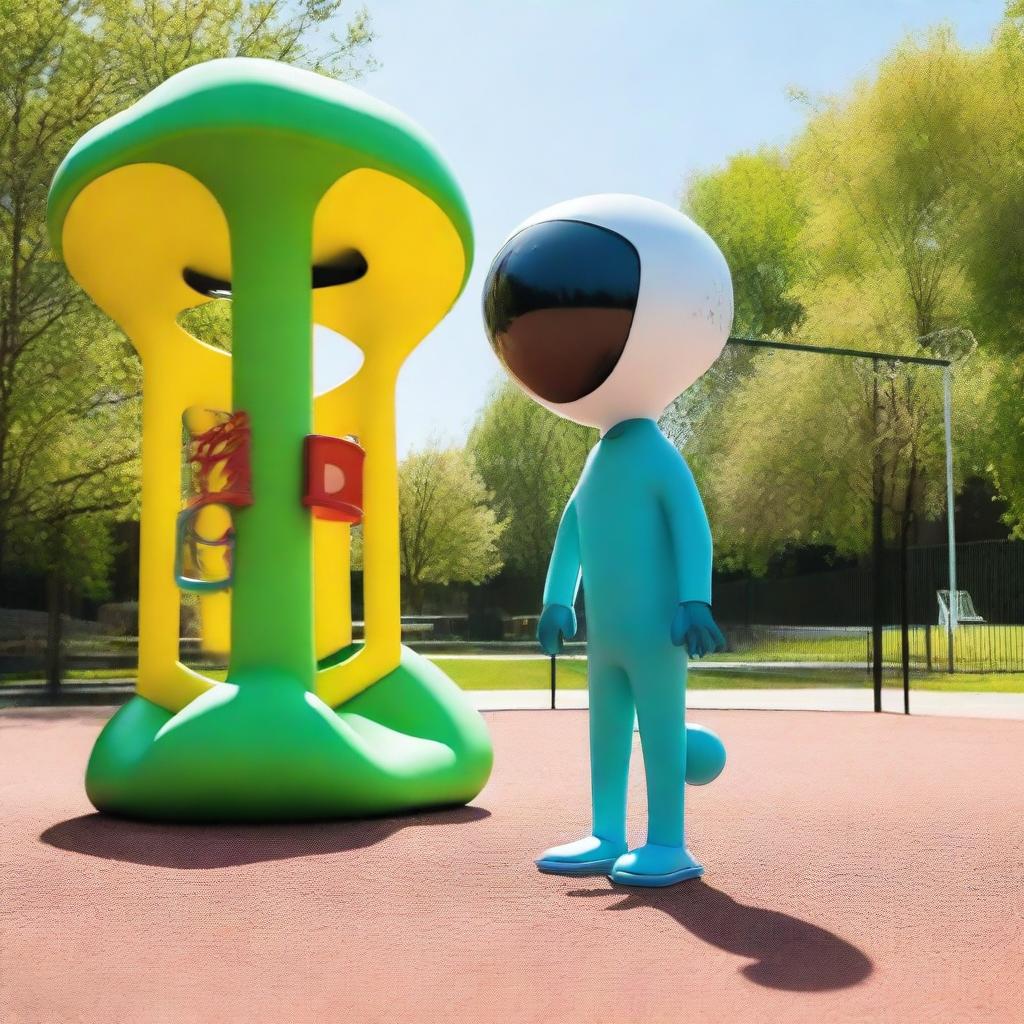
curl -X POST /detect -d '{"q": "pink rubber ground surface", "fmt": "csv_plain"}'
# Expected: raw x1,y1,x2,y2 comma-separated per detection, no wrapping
2,706,1022,1023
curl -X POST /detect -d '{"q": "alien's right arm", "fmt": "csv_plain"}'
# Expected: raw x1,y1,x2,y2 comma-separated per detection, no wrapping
659,453,713,607
542,494,582,610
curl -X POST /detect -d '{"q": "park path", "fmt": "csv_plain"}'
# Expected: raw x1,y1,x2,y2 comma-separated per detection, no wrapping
472,687,1024,719
3,682,1024,719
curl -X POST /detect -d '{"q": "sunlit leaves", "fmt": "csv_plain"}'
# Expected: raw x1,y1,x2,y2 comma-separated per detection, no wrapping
468,380,596,579
677,25,1008,568
0,0,374,595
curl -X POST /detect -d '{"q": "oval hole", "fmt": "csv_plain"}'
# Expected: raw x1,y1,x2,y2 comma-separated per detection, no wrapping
314,326,363,396
183,249,366,298
177,299,232,351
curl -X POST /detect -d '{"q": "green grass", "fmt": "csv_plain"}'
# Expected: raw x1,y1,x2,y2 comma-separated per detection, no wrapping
5,657,1024,693
433,658,588,690
891,671,1024,693
431,659,1024,693
705,623,1024,671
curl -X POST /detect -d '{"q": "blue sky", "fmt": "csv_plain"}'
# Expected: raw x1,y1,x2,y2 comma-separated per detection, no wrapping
338,0,1005,454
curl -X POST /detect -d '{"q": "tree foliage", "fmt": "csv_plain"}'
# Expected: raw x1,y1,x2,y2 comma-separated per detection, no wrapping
954,6,1024,532
680,24,1019,566
666,150,806,452
468,381,595,580
0,0,373,606
699,346,996,572
685,150,807,340
396,442,504,612
792,27,979,351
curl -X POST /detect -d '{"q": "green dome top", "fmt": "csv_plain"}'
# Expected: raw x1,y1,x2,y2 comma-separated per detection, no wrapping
47,57,472,269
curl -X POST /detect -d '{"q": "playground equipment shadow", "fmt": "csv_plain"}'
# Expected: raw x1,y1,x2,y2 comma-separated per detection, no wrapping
41,805,491,869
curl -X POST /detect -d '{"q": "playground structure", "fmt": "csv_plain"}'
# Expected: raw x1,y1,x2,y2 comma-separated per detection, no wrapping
46,58,492,820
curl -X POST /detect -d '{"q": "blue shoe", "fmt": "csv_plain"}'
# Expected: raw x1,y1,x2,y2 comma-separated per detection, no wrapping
536,835,627,877
609,844,704,887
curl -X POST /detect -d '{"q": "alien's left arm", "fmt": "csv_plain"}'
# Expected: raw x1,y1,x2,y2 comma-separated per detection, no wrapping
659,453,713,606
659,453,725,656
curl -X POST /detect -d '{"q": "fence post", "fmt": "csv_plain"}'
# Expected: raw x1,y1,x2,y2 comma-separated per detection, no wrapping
45,568,66,699
944,366,958,674
871,358,884,713
900,533,911,715
550,654,556,710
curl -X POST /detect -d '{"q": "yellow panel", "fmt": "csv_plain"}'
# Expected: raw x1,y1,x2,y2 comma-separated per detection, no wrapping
314,518,352,660
62,163,231,342
62,164,233,712
312,169,465,707
311,168,467,363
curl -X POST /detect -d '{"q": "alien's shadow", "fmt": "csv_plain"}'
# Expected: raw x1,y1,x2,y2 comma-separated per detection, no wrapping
567,880,873,993
40,804,490,869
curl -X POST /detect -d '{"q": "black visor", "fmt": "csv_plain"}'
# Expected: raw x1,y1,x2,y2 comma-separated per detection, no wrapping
483,219,640,403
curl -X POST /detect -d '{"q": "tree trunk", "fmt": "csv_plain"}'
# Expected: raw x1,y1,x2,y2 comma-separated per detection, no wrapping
407,579,426,616
45,567,65,697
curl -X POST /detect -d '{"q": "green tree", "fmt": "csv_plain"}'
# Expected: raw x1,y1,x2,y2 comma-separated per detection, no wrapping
0,0,373,679
955,4,1024,534
696,343,994,572
685,149,807,340
468,380,595,580
791,27,979,353
395,442,504,613
2,315,140,688
956,5,1024,355
788,28,991,554
682,28,997,568
664,149,806,450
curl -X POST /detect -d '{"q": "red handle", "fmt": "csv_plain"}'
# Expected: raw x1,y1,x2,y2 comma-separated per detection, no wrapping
303,434,365,523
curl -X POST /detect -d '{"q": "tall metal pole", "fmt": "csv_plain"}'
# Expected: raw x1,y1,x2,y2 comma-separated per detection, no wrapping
943,366,958,673
871,358,884,712
900,536,910,715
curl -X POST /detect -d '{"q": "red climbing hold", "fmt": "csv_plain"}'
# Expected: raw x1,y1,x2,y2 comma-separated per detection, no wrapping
303,434,365,523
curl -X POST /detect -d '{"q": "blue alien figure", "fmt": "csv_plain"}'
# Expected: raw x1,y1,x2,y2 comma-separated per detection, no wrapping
482,194,733,887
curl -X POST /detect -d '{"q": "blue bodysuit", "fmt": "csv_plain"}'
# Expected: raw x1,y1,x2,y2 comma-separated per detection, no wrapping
538,417,725,882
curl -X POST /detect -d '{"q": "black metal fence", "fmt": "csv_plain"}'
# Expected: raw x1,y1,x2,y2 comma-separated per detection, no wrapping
3,336,1021,708
712,539,1024,673
4,536,1022,686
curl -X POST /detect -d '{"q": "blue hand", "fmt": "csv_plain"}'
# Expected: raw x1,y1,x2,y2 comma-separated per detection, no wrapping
538,603,577,655
670,601,725,658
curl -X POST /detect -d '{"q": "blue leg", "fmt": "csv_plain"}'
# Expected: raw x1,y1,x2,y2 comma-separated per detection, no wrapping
610,649,704,887
590,659,635,846
536,658,632,876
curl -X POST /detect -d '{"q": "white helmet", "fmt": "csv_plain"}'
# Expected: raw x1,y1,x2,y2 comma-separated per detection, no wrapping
483,193,733,431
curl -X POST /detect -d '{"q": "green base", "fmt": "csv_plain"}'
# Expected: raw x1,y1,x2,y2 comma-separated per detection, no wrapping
85,646,493,821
